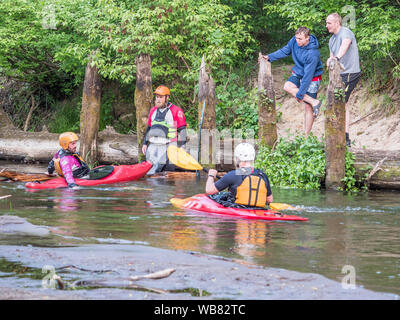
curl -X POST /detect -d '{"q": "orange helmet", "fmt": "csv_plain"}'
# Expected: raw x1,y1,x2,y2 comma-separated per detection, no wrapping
59,132,79,150
154,85,170,96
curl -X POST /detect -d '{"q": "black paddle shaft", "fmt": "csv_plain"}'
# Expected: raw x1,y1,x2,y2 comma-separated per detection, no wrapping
202,168,222,179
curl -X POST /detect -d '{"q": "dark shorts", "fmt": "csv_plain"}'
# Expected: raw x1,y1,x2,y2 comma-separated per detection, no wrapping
287,74,321,99
145,143,176,175
341,72,361,103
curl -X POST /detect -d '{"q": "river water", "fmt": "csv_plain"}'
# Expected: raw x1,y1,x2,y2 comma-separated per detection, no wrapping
0,164,399,297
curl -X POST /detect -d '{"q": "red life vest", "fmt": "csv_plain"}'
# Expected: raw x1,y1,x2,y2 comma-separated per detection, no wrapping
147,103,186,143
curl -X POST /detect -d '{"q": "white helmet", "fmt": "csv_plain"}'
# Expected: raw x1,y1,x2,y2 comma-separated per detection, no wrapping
234,143,256,162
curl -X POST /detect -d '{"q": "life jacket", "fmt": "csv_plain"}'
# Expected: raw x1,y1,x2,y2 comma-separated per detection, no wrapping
235,169,268,208
54,152,89,178
147,103,186,144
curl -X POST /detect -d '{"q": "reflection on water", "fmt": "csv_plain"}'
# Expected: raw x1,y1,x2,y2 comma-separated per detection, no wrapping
0,173,400,295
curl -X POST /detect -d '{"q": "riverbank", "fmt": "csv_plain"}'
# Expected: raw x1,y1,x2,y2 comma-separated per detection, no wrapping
0,243,397,300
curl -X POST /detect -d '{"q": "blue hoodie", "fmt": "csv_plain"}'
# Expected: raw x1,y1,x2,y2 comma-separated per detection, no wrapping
267,35,323,100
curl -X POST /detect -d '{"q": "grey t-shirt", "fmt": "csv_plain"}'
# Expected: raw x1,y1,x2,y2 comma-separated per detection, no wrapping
329,26,361,74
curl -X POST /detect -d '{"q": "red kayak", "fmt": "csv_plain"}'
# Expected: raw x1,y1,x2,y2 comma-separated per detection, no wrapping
25,161,152,189
170,193,308,221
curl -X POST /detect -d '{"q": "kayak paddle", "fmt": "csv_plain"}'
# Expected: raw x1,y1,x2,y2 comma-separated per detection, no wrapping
0,170,56,182
167,145,298,211
167,144,221,178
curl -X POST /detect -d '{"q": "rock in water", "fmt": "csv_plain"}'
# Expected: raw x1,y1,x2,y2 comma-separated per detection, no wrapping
0,215,50,236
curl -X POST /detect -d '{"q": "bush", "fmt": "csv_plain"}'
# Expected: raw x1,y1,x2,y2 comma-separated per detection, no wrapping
255,134,367,191
215,63,259,137
48,99,81,134
255,135,326,190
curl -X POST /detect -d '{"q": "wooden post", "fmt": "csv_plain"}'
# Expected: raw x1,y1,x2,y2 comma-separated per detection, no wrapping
325,59,346,189
198,55,216,166
23,95,36,132
134,53,152,162
257,52,277,147
80,55,102,166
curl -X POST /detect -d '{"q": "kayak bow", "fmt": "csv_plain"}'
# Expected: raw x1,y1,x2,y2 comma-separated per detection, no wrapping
25,161,152,189
170,194,308,222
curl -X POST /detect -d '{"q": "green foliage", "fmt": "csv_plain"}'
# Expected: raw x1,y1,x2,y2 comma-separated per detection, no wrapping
47,85,136,134
1,79,56,131
256,135,366,191
0,0,76,89
340,149,368,192
0,0,80,131
340,150,357,192
231,87,259,136
216,84,258,136
255,135,326,190
99,91,115,132
48,99,81,134
214,61,260,137
220,0,292,53
53,0,255,85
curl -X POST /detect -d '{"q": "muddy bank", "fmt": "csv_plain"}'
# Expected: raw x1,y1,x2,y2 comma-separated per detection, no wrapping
0,244,397,300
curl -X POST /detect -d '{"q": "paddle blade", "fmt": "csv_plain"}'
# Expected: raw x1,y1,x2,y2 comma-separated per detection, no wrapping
170,197,187,208
0,170,56,182
167,145,203,171
270,202,298,211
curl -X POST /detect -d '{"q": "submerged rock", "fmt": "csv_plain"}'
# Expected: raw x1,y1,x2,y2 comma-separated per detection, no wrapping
0,215,50,236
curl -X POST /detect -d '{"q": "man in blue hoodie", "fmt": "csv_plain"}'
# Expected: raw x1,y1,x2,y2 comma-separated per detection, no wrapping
260,27,323,136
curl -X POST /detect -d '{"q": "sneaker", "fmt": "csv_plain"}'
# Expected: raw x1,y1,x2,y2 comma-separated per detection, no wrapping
312,101,322,118
346,133,351,147
346,137,351,147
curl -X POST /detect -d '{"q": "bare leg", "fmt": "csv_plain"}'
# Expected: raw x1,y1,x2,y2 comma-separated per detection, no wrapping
284,81,318,135
304,103,314,136
345,103,351,146
345,104,350,133
283,81,320,107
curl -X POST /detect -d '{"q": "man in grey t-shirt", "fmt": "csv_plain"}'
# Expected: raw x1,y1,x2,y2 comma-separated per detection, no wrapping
326,13,361,147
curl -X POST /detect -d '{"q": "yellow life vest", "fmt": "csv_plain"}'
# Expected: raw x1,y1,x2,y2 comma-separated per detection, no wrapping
54,153,86,177
235,174,268,208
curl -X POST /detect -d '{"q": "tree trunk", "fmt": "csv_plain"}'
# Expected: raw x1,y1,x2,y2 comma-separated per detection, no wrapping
198,55,216,166
325,60,346,190
134,54,152,162
23,95,36,132
352,148,400,190
0,127,138,164
80,56,102,166
257,52,277,148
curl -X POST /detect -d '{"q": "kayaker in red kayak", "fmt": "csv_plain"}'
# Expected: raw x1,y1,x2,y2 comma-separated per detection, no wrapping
47,132,90,189
142,85,187,175
206,143,273,208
